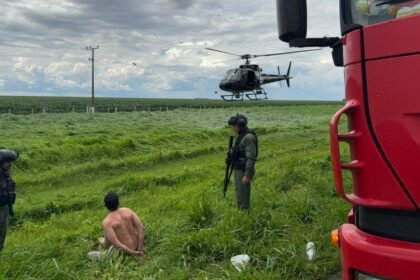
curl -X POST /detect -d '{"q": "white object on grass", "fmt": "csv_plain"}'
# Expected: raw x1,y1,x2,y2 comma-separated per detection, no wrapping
306,242,315,261
87,251,102,261
231,254,250,272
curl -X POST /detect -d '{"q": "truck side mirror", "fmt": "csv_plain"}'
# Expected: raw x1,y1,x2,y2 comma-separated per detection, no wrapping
276,0,307,43
276,0,341,66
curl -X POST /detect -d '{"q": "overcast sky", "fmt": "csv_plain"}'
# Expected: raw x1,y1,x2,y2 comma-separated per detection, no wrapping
0,0,344,100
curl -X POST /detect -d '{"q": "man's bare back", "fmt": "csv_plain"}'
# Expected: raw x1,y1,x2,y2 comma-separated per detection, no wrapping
101,193,145,257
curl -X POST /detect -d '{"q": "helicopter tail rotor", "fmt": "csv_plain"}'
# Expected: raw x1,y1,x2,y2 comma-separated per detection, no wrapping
277,66,282,87
286,61,292,88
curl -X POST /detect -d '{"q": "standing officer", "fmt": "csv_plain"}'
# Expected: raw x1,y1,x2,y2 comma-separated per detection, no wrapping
0,149,18,251
228,114,258,211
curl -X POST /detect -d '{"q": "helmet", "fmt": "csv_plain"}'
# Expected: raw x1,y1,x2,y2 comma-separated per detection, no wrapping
0,149,18,164
228,113,248,128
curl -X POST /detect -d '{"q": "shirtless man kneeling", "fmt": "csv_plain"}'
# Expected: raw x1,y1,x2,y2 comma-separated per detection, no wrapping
96,192,145,258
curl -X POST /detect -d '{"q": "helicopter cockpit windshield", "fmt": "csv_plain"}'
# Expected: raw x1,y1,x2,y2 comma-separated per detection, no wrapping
223,69,241,82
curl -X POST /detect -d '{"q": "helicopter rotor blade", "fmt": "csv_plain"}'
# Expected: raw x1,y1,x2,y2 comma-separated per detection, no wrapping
212,58,243,64
252,48,322,58
206,48,242,57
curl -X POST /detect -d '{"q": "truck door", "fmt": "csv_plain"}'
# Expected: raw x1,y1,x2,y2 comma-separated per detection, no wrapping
364,14,420,208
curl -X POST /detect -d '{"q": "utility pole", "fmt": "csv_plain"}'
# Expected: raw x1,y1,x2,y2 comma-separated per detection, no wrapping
85,45,99,111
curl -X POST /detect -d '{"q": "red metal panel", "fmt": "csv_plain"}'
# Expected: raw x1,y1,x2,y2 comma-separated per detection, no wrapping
335,7,420,280
343,30,362,66
364,15,420,60
340,224,420,280
332,61,415,209
367,54,420,208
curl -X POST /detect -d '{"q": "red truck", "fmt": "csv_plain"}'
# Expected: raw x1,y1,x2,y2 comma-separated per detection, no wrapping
276,0,420,279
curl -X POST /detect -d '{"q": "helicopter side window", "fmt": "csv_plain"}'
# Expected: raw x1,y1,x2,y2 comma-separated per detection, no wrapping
232,70,243,81
242,71,249,81
245,70,256,86
247,71,255,81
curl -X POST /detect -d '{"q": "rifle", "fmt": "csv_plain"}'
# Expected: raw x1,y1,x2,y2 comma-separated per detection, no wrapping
224,136,235,197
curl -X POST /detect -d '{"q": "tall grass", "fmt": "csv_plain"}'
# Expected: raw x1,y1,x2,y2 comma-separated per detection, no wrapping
0,104,347,279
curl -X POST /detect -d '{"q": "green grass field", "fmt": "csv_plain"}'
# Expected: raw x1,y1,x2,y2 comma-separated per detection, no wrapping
0,102,350,279
0,96,343,114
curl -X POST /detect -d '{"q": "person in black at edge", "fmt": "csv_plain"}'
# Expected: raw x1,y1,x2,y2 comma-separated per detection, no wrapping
0,149,18,251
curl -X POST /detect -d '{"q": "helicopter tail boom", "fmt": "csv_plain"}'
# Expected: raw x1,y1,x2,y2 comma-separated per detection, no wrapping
261,61,293,87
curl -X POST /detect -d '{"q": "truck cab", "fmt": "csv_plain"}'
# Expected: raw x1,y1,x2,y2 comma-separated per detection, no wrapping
276,1,420,279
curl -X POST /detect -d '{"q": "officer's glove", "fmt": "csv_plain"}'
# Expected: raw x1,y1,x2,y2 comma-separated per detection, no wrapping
8,193,16,205
8,206,14,218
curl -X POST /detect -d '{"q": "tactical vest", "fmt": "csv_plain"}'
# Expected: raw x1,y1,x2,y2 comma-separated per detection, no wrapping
232,129,259,170
0,171,16,207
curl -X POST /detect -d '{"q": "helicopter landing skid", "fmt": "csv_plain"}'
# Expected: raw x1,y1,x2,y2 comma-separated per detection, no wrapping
221,93,244,102
246,89,268,101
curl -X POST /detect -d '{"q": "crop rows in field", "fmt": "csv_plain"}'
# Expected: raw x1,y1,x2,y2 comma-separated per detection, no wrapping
0,95,343,114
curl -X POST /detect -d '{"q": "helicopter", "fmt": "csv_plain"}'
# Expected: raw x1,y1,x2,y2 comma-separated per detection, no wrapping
206,48,321,101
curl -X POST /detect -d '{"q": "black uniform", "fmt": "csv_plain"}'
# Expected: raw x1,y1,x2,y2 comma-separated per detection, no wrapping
0,149,17,251
228,114,258,211
232,129,258,210
0,170,16,251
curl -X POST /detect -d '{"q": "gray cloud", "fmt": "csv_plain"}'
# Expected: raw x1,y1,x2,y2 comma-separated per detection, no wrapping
0,0,344,100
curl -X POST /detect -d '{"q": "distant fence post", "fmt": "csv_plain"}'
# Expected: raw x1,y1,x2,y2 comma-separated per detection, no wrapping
115,107,118,113
43,107,46,114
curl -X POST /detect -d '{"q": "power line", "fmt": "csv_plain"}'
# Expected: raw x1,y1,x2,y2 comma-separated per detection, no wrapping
0,54,56,58
85,45,99,109
0,54,88,61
